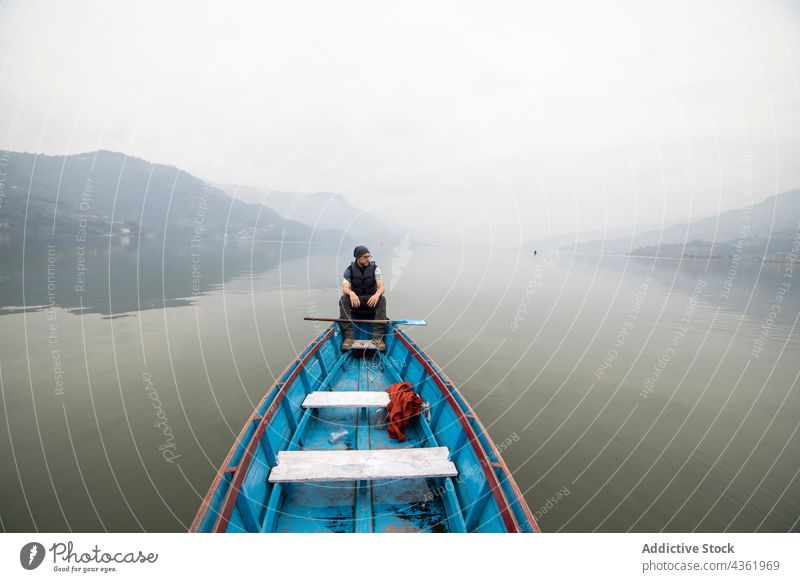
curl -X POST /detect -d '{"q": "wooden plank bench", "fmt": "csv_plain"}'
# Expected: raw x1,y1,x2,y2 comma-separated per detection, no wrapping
302,391,390,409
267,447,458,483
349,339,377,350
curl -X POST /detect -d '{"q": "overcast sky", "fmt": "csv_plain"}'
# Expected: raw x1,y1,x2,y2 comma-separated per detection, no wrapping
1,0,799,246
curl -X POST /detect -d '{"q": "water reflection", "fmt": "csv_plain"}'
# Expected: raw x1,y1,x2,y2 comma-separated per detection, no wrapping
571,253,800,327
0,234,338,316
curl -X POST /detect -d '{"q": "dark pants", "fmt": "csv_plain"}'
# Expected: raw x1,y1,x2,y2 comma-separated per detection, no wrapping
339,294,387,339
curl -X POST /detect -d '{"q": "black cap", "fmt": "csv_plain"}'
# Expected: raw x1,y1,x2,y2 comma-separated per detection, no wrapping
353,245,370,259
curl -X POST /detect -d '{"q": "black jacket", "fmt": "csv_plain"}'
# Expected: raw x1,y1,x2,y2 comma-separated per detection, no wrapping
347,261,378,295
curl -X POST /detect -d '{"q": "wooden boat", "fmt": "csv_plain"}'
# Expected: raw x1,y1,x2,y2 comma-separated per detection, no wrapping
190,318,540,533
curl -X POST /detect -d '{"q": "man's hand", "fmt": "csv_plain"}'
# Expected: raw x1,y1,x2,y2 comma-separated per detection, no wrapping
350,292,361,308
367,293,380,308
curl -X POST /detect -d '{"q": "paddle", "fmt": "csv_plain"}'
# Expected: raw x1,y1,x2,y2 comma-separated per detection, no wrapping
303,317,427,326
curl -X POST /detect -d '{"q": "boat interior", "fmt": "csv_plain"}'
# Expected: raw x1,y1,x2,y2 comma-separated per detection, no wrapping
193,317,535,533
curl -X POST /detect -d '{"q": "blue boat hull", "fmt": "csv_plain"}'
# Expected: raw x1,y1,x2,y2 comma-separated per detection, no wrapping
191,322,540,533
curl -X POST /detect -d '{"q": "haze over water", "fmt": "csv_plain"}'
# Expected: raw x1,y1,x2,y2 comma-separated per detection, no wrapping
0,233,798,532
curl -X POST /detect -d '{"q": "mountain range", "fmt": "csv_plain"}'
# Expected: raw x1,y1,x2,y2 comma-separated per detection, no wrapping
529,189,800,258
0,150,347,242
6,149,794,257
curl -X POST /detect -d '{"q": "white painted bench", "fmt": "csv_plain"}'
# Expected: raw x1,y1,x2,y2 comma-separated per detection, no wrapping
267,446,458,483
302,391,390,409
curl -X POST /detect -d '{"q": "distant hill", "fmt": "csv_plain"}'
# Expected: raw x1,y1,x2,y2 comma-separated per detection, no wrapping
561,189,800,255
630,227,799,259
0,150,348,242
215,184,404,245
523,224,644,252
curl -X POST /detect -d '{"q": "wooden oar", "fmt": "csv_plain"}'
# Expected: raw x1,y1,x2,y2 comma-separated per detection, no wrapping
303,317,427,326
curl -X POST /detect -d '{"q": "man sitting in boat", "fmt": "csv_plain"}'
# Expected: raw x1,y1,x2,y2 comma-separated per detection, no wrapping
340,245,387,351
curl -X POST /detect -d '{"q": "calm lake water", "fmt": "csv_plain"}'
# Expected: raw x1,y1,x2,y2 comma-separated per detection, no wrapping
1,232,798,532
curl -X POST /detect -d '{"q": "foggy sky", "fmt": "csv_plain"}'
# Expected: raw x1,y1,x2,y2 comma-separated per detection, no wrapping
1,0,799,246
